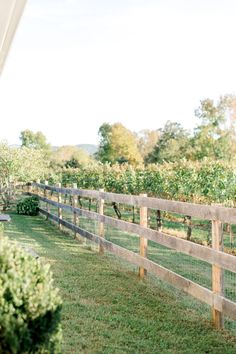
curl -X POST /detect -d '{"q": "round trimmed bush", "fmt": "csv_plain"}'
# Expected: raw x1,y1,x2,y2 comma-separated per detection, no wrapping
0,236,62,353
16,196,39,216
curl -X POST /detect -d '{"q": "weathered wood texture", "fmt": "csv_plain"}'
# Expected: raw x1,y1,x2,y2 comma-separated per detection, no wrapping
32,182,236,224
30,183,236,326
39,207,236,321
57,183,62,230
139,194,148,278
72,183,77,238
212,220,224,328
44,181,49,219
99,189,105,254
30,193,236,274
27,182,32,194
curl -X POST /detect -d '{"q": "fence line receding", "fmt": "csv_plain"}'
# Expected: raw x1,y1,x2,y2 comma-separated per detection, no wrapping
28,182,236,330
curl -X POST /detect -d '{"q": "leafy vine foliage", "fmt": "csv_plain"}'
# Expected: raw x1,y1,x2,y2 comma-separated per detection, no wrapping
49,160,236,206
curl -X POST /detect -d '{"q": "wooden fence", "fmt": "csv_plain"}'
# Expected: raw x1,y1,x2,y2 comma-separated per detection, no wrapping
29,182,236,329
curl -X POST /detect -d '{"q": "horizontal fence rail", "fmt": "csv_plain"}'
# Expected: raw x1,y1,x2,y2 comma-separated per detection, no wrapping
32,182,236,224
29,182,236,329
38,208,236,321
31,193,236,274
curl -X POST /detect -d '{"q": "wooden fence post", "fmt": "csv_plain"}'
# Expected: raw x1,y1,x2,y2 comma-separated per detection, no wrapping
44,181,49,219
186,216,192,240
36,179,40,196
72,183,77,238
139,193,148,278
156,210,162,231
27,182,32,195
57,183,62,230
99,189,105,254
229,224,234,245
212,219,224,329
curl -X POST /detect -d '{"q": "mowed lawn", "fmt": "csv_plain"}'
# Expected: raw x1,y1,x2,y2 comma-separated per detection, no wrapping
4,212,236,354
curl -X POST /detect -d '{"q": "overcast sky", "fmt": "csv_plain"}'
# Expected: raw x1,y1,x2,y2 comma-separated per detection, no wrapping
1,0,236,146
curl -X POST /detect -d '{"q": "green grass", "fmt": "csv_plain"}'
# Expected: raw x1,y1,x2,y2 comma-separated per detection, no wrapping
47,201,236,302
4,212,236,353
42,200,236,326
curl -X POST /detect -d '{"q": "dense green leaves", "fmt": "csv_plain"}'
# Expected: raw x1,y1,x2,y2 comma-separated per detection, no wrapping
0,143,50,210
20,130,51,152
49,160,236,205
0,143,49,185
95,95,236,166
17,196,40,216
0,236,62,353
96,123,143,165
146,121,190,164
51,145,95,168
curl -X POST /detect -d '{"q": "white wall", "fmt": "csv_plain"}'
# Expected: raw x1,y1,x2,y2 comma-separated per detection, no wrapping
0,0,26,75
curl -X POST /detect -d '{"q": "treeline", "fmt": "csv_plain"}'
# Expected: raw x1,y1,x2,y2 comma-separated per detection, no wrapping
1,94,236,207
17,94,236,168
96,95,236,166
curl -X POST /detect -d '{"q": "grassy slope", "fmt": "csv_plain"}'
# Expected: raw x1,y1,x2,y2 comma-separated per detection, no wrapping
5,212,236,354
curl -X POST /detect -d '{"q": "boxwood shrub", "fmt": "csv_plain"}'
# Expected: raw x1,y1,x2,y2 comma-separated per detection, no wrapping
16,196,39,216
0,236,62,353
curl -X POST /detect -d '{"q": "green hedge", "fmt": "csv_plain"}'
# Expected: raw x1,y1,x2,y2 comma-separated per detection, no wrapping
16,196,39,216
48,160,236,206
0,236,62,353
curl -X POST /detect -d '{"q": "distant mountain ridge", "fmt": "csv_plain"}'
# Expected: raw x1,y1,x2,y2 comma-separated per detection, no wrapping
10,143,98,155
76,144,98,155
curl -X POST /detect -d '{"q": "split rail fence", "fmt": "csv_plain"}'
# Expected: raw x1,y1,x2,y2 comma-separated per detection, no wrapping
28,182,236,329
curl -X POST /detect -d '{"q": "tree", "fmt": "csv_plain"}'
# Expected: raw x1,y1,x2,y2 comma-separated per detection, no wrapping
217,94,236,158
146,121,190,163
192,95,236,160
96,123,113,163
137,129,159,162
111,123,143,165
0,143,49,183
97,123,143,166
51,145,94,168
20,130,51,151
0,143,49,209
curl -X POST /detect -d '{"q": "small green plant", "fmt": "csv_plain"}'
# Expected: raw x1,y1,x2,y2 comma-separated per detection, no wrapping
17,196,39,216
0,236,62,353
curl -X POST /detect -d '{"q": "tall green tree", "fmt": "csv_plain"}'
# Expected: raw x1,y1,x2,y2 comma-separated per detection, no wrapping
96,123,113,163
146,121,190,163
97,123,143,166
51,145,95,168
192,95,236,160
137,129,159,162
0,142,49,209
20,130,51,151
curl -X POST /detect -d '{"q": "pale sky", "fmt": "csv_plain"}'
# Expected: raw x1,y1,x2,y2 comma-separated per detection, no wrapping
1,0,236,146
